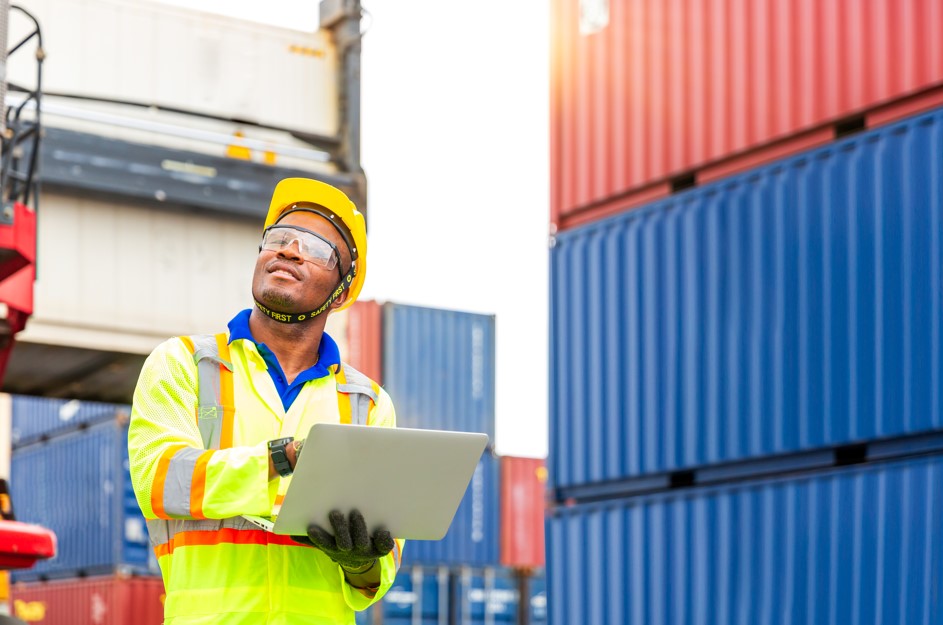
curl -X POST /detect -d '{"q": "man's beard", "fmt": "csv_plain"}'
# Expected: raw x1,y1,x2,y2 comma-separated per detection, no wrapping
258,287,296,310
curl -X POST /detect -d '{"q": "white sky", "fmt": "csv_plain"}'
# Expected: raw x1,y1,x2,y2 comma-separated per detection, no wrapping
155,1,551,458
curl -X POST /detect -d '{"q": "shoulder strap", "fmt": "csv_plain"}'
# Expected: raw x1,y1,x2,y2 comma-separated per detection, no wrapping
336,362,379,426
182,333,234,450
186,335,377,438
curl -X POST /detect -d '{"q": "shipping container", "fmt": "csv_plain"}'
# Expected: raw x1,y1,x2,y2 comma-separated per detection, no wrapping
383,304,496,441
325,305,350,364
20,191,258,356
550,0,943,230
347,300,384,384
11,575,165,625
550,105,943,493
8,0,339,138
8,394,129,448
451,567,520,625
375,565,450,625
499,457,546,569
404,452,500,567
9,419,159,581
546,454,943,625
526,573,547,625
360,566,531,625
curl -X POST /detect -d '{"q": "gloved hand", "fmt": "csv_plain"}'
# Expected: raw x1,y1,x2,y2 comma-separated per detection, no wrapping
293,509,394,574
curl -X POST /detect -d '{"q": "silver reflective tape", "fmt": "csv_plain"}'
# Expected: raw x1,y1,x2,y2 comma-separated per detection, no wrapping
146,519,169,548
151,516,268,547
196,358,222,449
336,383,378,404
163,448,204,517
353,394,370,426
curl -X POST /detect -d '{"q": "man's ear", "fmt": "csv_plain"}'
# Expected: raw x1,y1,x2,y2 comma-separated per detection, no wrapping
331,290,349,310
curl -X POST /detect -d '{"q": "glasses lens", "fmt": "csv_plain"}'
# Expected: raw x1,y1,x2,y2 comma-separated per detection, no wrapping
261,226,338,270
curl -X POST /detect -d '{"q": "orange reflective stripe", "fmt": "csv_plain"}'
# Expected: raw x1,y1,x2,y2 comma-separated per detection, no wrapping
180,335,196,354
215,333,235,449
335,366,352,424
275,494,285,507
151,444,187,519
188,451,214,519
153,528,303,556
154,542,172,559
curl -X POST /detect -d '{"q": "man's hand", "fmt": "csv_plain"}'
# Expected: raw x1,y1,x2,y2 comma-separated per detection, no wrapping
293,509,394,574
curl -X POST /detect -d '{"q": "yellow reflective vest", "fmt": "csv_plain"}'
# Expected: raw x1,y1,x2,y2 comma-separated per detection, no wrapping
128,333,404,625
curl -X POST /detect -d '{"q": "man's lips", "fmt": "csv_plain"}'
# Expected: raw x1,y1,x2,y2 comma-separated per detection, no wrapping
267,261,302,281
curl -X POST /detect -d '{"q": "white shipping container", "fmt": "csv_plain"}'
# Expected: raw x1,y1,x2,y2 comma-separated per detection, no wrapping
22,192,259,353
7,0,339,138
19,192,353,358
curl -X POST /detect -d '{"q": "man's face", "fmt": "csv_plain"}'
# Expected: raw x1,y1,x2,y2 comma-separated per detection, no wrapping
251,208,351,313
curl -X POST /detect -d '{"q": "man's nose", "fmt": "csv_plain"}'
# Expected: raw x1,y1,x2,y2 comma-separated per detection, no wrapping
276,239,304,261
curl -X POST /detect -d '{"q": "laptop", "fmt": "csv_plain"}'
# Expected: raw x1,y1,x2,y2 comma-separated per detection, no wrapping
244,423,490,540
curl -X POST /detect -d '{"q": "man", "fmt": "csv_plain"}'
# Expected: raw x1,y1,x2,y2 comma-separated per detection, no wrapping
129,178,402,624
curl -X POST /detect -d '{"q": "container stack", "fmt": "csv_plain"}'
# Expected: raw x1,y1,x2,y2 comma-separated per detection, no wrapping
5,395,165,624
6,301,548,625
343,302,547,625
1,0,360,405
548,1,943,623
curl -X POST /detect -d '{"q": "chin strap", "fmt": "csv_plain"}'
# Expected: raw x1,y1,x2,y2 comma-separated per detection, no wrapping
255,265,356,324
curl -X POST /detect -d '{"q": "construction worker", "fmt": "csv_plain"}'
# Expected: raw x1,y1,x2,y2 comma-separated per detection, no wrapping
128,178,402,624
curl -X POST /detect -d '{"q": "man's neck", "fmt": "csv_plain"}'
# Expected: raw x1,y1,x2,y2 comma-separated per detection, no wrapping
248,309,328,381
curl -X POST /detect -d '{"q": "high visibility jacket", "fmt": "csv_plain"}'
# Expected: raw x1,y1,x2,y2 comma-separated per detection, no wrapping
128,333,404,625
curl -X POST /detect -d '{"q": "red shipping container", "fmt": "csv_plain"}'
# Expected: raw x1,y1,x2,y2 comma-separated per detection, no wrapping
346,300,383,385
11,575,165,625
551,0,943,230
499,457,547,569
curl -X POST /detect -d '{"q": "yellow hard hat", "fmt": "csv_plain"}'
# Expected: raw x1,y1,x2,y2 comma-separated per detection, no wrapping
264,178,367,311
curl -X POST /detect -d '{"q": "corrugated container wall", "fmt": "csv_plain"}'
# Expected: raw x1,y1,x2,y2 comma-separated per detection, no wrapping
551,0,943,230
346,300,383,384
11,575,165,625
9,394,130,447
374,565,451,625
550,106,943,494
404,452,500,567
359,566,541,625
546,454,943,625
450,567,520,625
499,457,546,569
8,0,339,137
528,573,547,625
21,192,259,355
383,304,496,441
9,419,159,581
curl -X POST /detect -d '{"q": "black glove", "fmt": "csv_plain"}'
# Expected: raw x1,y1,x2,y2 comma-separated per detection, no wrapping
293,509,394,574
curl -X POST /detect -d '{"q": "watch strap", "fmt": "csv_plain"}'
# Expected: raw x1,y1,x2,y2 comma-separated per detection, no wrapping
269,437,295,477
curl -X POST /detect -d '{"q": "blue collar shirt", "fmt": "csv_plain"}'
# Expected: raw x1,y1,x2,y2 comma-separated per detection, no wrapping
227,309,341,411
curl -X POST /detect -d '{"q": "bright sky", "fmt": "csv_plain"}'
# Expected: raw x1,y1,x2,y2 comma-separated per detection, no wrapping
155,1,551,458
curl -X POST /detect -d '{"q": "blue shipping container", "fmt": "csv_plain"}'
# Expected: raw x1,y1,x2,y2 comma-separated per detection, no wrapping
360,565,530,625
528,573,547,625
550,106,943,492
403,452,500,567
383,304,496,441
10,419,158,581
363,565,450,625
547,454,943,625
10,395,130,448
451,567,520,625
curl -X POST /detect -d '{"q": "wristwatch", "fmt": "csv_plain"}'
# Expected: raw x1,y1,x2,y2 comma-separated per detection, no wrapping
268,437,295,477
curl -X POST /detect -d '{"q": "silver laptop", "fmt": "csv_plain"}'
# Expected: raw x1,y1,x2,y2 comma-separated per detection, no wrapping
244,423,489,540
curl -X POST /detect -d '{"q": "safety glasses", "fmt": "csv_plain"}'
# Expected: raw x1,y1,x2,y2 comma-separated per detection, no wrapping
259,225,340,271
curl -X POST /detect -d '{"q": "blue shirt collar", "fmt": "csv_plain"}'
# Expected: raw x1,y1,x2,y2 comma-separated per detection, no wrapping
227,308,341,380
